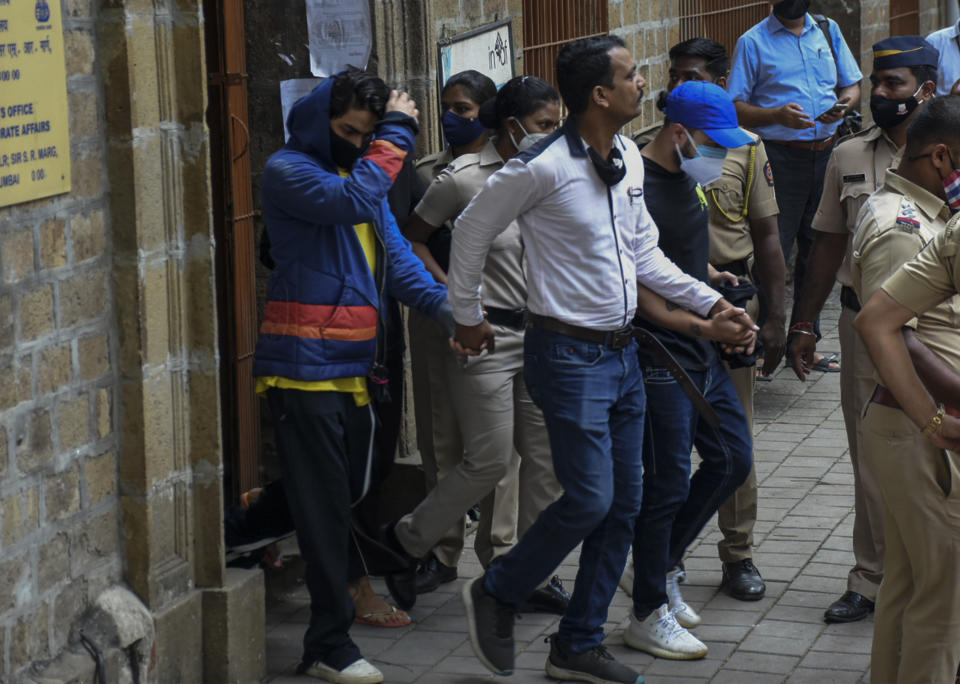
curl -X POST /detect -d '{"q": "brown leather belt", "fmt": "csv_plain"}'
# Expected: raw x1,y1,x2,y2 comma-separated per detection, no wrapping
525,313,720,428
871,385,960,418
765,134,836,152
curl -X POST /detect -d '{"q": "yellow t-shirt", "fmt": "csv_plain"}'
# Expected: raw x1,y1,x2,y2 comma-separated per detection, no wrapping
256,170,378,406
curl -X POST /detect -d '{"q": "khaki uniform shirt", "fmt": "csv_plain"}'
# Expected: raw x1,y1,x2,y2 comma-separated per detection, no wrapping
852,171,960,372
413,139,525,313
882,213,960,373
415,147,454,185
705,131,779,268
813,125,902,288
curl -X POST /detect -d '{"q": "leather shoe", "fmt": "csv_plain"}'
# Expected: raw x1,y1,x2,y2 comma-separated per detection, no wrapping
824,591,874,623
720,559,766,601
415,554,457,595
519,576,570,615
381,524,418,611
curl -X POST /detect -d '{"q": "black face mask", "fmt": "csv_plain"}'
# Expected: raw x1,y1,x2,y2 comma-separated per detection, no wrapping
588,145,627,186
773,0,811,20
869,87,923,130
330,129,365,170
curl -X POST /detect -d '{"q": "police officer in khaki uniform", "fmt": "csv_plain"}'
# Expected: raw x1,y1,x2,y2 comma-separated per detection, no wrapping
852,94,960,683
394,76,569,613
406,71,494,593
789,36,939,623
632,37,786,602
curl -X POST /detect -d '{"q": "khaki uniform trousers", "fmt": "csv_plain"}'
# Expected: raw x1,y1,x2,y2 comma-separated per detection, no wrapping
407,308,464,566
838,305,885,599
861,402,960,684
397,325,562,568
717,293,759,562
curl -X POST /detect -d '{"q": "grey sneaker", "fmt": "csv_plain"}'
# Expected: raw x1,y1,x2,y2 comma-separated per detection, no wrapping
462,576,515,676
545,634,644,684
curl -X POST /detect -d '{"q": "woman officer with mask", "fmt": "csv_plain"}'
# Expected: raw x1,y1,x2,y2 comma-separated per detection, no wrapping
406,71,496,596
392,76,571,614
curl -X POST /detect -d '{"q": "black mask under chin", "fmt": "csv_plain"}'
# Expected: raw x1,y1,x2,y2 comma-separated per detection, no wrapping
588,145,627,186
773,0,811,20
330,129,365,170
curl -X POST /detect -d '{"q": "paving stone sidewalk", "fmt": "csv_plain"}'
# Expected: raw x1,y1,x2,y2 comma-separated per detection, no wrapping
265,294,877,683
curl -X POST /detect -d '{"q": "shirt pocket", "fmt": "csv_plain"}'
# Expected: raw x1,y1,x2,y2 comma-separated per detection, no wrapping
804,41,837,89
707,178,744,224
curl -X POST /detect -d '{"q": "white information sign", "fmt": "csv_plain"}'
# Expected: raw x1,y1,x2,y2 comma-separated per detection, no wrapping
438,20,514,91
280,78,324,141
306,0,372,77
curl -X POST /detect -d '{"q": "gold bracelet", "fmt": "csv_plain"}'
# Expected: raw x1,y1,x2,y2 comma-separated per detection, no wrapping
922,405,945,437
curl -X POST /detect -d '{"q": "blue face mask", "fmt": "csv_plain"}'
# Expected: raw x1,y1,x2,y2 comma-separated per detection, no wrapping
442,110,486,148
696,144,727,160
677,130,726,186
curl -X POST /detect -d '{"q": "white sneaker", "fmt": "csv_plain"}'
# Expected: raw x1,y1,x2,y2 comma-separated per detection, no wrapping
304,657,384,684
619,558,634,596
667,567,701,628
624,603,708,660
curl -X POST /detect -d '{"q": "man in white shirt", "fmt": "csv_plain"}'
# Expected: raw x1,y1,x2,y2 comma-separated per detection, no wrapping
449,35,757,684
927,17,960,96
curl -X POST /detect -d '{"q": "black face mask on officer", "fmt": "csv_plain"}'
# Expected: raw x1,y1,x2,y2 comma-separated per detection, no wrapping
869,85,924,130
772,0,811,20
329,129,366,170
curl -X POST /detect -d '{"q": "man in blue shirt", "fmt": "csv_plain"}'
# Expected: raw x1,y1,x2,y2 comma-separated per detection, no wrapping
927,17,960,96
728,0,861,349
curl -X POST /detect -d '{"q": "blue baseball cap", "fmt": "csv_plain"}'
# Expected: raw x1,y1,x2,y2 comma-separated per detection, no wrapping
665,81,752,149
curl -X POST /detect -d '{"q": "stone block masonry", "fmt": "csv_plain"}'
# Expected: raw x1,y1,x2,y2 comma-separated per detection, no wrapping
0,0,120,677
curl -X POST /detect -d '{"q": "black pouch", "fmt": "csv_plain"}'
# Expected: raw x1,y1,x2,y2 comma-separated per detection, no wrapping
713,279,763,369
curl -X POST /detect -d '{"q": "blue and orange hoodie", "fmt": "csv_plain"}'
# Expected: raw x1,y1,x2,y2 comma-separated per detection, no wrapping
253,77,448,382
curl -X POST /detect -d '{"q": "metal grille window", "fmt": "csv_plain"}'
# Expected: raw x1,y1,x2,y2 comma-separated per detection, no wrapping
522,0,608,88
890,0,920,35
679,0,770,58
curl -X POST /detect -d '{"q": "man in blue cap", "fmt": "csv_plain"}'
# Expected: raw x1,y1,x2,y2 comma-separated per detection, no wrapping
788,35,938,625
623,80,754,660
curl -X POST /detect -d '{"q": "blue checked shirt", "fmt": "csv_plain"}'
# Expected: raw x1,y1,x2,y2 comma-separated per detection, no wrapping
728,13,862,142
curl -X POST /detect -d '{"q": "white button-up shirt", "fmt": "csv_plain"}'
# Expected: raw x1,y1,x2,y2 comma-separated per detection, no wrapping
927,20,960,96
448,122,721,331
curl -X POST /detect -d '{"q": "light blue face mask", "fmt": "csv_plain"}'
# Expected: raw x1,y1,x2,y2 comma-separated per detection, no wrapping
696,143,727,160
676,129,726,186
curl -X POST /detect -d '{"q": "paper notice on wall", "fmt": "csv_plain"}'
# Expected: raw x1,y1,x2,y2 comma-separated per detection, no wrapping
280,78,324,141
306,0,372,77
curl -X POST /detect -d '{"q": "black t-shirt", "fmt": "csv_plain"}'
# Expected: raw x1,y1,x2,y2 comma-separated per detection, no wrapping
637,155,715,371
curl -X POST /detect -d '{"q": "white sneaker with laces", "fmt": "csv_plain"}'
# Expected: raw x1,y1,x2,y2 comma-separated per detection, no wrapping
304,657,384,684
619,557,634,596
667,567,701,628
624,603,708,660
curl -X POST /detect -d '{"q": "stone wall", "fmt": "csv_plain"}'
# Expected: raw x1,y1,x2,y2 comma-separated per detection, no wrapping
0,0,120,677
1,0,264,680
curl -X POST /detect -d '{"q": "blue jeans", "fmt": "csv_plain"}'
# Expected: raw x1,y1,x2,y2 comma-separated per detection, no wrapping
484,326,646,652
764,141,834,339
631,358,752,618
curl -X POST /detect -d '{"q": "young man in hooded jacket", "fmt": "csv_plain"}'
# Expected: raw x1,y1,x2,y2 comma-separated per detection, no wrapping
253,68,453,684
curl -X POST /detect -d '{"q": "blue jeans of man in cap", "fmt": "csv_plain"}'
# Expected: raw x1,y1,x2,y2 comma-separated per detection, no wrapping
482,325,646,651
632,358,753,617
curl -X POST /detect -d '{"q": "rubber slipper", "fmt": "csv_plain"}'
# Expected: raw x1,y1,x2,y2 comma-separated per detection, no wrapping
811,353,840,373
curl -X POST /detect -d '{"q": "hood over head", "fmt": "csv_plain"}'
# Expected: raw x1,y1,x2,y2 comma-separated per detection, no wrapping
284,76,337,167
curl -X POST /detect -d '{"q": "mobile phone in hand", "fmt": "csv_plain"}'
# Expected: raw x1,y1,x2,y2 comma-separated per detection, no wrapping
816,101,847,121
